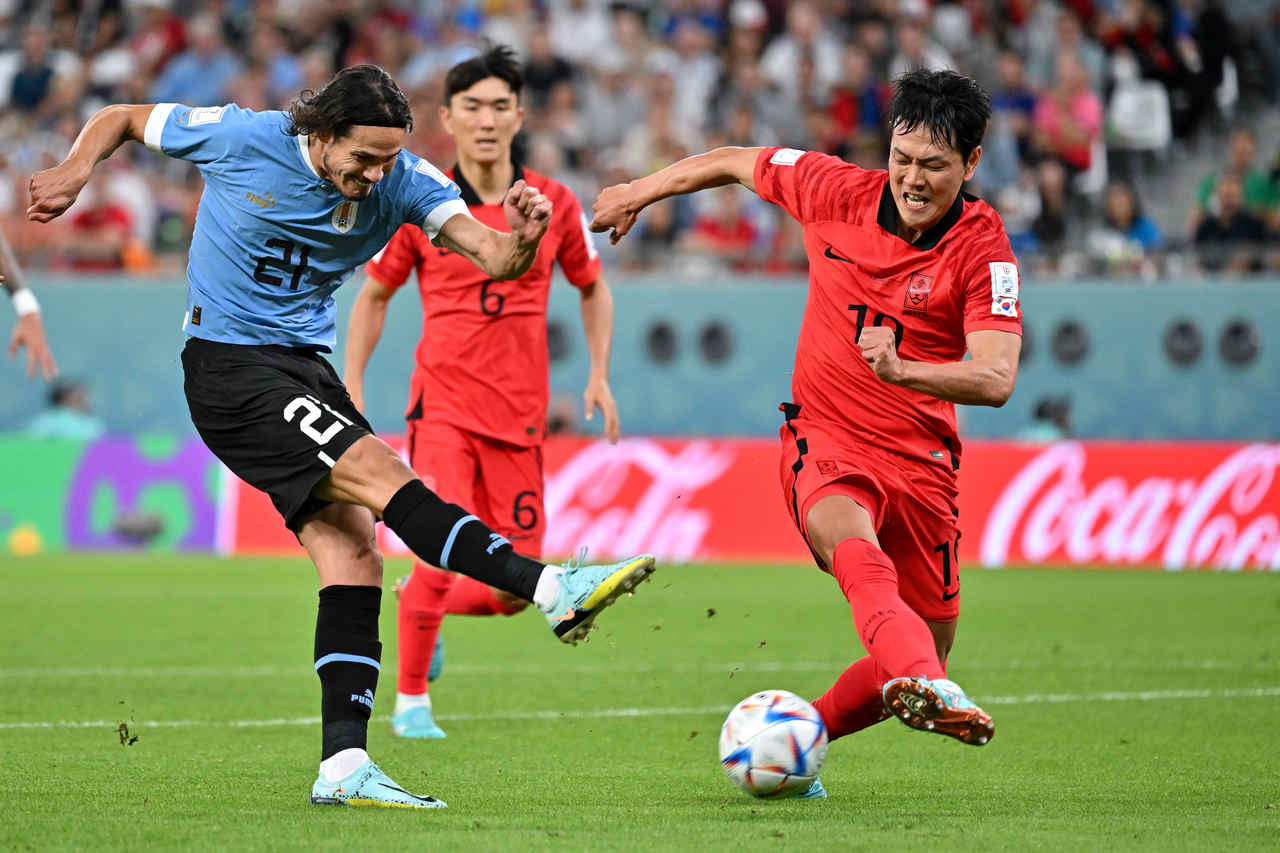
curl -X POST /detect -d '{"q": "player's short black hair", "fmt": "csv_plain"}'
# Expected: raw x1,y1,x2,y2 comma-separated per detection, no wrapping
285,65,413,139
443,44,524,105
887,69,991,163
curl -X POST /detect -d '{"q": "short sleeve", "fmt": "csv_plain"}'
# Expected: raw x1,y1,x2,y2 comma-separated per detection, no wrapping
962,235,1024,336
401,155,470,239
754,147,859,224
144,103,250,165
554,192,603,288
364,224,423,291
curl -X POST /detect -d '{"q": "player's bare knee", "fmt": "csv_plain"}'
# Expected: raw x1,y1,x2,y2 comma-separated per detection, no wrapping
805,494,879,566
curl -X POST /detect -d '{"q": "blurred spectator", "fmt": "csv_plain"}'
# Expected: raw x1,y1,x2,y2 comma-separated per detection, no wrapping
759,1,841,105
1033,54,1103,175
618,78,701,177
827,45,886,146
662,21,720,135
1086,181,1162,277
522,27,574,110
1017,396,1073,442
1031,159,1072,271
26,380,106,440
991,50,1037,165
888,18,955,81
248,24,304,108
546,0,614,67
0,25,80,116
1194,172,1270,274
684,185,760,271
150,13,242,106
128,0,187,78
580,53,648,152
1026,8,1106,92
60,183,135,272
1195,128,1279,222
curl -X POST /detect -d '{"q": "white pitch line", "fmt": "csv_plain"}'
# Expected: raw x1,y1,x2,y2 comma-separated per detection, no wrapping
1,687,1277,732
2,658,1276,680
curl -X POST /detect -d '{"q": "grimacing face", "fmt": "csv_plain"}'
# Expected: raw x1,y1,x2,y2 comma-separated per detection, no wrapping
440,77,523,166
318,125,407,200
887,123,981,241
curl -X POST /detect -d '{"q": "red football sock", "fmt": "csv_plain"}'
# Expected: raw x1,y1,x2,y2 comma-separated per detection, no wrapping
396,563,454,695
443,576,525,616
831,537,945,681
813,656,892,741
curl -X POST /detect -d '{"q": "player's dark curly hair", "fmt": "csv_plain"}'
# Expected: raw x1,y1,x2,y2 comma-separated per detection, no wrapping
444,44,524,104
285,65,413,139
887,69,991,162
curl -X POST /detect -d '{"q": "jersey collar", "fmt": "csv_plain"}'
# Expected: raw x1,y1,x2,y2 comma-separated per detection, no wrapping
875,179,971,251
450,162,525,206
295,133,323,179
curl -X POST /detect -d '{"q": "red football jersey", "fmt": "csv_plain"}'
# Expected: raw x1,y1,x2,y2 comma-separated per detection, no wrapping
365,166,601,447
754,147,1023,471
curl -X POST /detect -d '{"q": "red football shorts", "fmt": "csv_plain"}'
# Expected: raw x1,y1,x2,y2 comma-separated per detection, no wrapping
407,420,546,553
778,413,961,622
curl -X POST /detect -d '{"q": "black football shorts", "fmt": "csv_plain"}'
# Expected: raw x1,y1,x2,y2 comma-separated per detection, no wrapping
181,336,374,530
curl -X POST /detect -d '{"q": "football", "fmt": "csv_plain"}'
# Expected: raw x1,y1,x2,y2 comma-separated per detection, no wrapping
718,690,829,798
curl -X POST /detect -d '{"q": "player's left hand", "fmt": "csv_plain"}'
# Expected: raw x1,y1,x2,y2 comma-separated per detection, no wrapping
504,179,552,245
8,307,58,380
858,325,904,384
589,183,639,244
583,375,620,444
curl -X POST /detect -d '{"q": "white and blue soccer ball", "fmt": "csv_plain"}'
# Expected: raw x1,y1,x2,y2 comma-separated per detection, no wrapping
718,689,828,798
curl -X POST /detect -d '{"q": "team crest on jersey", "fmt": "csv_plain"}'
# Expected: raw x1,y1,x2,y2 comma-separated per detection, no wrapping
903,271,934,317
331,201,360,233
816,460,840,476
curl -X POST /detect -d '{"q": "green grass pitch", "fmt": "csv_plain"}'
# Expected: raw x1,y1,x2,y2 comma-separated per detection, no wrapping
1,554,1277,851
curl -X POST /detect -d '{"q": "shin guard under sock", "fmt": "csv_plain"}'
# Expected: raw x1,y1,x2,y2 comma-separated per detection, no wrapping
314,585,382,760
382,480,544,601
831,538,945,680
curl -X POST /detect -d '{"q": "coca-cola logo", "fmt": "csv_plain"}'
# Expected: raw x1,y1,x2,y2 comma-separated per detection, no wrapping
980,443,1280,570
543,440,736,561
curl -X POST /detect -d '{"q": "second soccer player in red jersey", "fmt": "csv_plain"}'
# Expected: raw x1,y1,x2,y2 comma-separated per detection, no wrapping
592,70,1021,790
344,47,619,739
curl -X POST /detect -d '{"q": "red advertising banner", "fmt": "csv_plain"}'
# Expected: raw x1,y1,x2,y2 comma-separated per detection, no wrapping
224,438,1280,571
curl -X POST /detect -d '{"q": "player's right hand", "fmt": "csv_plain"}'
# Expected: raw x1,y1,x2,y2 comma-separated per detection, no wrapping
27,160,92,223
590,183,640,245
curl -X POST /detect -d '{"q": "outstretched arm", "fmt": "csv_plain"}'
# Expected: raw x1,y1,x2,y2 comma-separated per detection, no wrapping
27,104,154,223
343,276,397,413
589,146,764,244
2,231,57,380
578,274,619,443
433,179,552,280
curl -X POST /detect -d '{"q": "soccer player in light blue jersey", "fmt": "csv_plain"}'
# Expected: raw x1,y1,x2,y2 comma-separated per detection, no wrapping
27,65,656,809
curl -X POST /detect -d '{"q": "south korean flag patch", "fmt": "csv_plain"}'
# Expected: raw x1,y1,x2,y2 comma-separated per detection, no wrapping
989,262,1020,318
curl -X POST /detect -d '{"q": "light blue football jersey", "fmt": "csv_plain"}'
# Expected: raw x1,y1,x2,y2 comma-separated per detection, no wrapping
144,103,468,350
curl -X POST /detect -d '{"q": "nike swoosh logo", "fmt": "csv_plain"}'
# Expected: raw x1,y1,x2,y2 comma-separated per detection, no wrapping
379,782,430,800
824,245,857,265
942,590,960,601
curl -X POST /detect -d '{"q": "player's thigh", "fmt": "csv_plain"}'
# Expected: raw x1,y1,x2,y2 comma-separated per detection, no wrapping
296,501,383,588
779,417,888,568
877,476,961,623
474,439,546,553
408,421,481,509
181,337,374,531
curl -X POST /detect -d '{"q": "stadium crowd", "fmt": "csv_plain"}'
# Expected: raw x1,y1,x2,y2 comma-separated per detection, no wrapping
0,0,1277,280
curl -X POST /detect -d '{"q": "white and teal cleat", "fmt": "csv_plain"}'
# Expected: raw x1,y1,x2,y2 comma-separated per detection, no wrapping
310,759,446,809
795,777,827,799
391,704,447,739
544,551,656,645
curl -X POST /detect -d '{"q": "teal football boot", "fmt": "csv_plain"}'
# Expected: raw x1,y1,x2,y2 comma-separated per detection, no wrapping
542,551,656,644
310,759,446,808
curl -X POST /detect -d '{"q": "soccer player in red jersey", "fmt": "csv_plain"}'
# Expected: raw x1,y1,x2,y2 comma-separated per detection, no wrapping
344,46,619,739
592,69,1021,766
